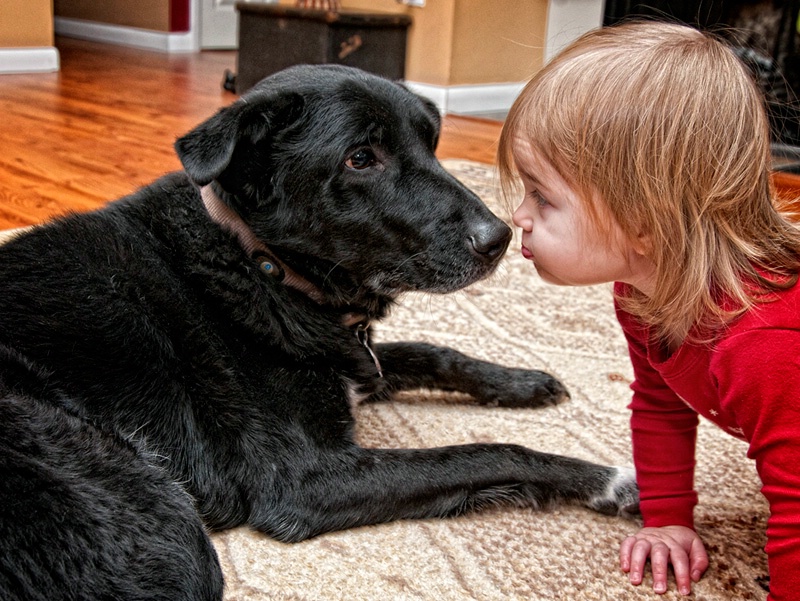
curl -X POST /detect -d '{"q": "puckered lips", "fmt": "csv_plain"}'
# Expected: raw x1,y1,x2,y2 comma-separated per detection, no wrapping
520,244,534,260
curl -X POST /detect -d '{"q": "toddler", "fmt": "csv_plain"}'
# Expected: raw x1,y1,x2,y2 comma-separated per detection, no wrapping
498,21,800,600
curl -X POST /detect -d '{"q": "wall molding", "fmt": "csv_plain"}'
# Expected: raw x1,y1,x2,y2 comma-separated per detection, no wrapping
404,81,525,116
0,47,60,74
54,17,199,53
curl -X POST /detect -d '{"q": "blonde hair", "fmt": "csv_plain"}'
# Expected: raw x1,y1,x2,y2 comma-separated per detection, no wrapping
498,21,800,346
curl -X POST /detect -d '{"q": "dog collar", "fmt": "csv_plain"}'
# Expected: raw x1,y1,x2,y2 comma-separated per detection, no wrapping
200,185,326,304
200,185,381,376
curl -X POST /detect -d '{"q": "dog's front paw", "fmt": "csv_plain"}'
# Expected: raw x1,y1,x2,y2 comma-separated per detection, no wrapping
476,368,570,408
586,466,640,518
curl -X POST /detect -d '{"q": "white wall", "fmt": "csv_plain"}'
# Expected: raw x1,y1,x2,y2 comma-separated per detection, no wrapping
545,0,605,63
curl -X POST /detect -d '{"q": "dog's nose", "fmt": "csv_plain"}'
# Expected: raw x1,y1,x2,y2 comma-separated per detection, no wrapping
469,221,512,262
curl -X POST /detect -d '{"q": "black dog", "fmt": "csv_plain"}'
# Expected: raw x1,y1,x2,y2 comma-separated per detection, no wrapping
0,65,637,601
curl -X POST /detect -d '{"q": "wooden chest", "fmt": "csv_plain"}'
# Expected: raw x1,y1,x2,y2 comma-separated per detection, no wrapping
234,4,412,94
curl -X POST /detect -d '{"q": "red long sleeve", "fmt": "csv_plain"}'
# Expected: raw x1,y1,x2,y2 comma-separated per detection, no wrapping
614,281,800,600
616,298,699,529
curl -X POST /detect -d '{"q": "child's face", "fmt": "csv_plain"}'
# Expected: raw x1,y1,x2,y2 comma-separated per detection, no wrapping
511,140,654,294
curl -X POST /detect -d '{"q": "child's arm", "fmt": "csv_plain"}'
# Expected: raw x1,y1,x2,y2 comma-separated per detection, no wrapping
616,301,705,595
715,328,800,601
622,369,708,596
616,301,700,529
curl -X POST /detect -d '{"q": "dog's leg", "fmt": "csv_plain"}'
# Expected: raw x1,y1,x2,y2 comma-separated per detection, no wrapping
371,341,569,407
251,444,638,542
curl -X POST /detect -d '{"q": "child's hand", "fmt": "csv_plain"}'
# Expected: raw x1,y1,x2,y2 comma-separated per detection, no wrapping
619,525,709,596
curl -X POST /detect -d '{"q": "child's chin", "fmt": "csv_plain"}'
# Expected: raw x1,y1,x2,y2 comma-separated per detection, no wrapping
534,266,561,285
535,266,578,288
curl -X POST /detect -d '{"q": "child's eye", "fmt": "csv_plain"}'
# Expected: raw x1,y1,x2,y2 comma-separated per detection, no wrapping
530,189,549,208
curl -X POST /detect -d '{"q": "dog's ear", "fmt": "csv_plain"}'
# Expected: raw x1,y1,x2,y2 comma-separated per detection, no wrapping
395,82,441,151
420,96,442,150
175,93,303,186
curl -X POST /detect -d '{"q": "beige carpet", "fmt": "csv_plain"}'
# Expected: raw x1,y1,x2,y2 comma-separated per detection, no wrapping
0,161,769,600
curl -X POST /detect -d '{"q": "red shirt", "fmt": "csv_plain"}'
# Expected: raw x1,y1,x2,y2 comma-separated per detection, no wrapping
615,281,800,601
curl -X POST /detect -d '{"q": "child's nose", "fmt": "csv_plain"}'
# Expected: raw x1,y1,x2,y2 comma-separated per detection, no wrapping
512,204,533,231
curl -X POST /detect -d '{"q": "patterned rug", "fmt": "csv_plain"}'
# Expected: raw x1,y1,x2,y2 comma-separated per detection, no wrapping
211,160,769,601
0,161,769,600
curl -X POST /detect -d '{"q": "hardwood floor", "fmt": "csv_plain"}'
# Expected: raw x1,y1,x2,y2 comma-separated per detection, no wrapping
0,37,503,230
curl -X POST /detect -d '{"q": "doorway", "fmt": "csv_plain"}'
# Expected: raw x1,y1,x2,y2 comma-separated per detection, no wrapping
199,0,278,49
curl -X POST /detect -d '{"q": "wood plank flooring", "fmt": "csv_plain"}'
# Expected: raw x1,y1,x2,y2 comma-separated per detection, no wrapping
0,37,503,230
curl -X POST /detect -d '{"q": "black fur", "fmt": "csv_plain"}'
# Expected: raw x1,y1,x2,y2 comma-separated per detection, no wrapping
0,65,638,600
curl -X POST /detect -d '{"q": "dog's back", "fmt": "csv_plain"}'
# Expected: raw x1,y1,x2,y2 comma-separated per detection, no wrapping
0,341,223,601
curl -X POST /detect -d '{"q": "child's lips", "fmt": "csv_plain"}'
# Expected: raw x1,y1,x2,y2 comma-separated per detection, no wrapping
521,245,534,260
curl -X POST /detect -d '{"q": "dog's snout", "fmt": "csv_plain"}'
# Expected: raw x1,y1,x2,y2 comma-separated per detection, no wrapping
469,221,512,262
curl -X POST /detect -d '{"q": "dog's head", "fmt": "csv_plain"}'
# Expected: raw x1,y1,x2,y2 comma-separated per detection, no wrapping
175,65,510,310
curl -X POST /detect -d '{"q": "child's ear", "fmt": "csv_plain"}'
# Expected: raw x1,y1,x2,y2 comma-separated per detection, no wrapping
631,231,652,256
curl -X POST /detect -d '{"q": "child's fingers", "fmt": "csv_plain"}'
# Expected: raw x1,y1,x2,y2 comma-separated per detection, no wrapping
665,546,693,596
620,527,707,596
627,538,654,586
689,537,710,582
619,535,637,572
649,541,677,594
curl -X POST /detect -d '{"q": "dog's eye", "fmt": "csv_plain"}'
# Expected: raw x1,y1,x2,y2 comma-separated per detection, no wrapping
345,148,377,170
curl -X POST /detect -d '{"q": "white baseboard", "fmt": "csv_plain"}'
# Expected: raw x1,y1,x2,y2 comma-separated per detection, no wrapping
404,81,525,116
0,47,60,74
54,17,198,53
